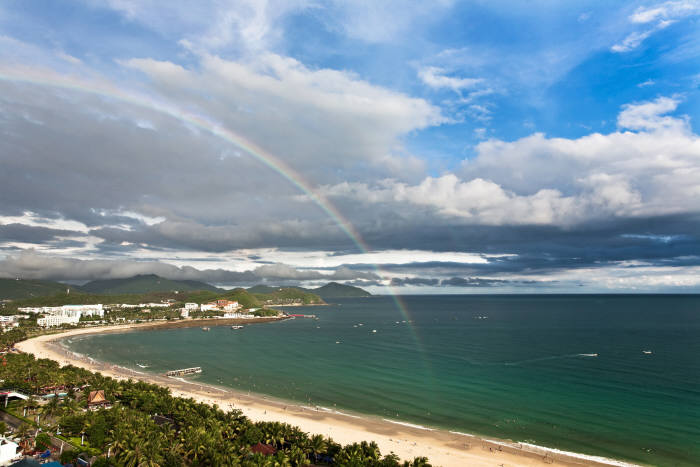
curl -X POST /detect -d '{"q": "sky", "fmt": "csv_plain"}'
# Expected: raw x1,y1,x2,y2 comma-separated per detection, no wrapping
0,0,699,293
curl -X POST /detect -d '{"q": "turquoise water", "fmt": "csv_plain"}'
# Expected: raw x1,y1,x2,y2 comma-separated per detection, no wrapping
65,295,700,465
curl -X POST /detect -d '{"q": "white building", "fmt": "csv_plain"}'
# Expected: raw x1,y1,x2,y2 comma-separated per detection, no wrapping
184,303,198,311
0,315,28,322
37,314,80,327
17,304,103,317
0,437,21,465
200,303,218,312
180,308,189,318
18,306,62,314
0,322,19,332
222,312,249,318
62,304,104,317
222,301,240,311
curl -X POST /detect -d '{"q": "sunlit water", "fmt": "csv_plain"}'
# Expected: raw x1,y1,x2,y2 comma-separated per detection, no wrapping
64,295,700,465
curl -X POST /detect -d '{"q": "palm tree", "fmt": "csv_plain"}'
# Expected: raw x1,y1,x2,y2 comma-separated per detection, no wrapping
309,434,327,461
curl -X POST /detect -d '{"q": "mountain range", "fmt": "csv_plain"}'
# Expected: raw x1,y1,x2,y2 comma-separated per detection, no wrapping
0,275,371,301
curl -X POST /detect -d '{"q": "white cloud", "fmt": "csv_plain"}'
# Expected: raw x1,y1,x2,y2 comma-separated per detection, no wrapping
418,66,482,92
322,96,700,226
630,0,700,23
122,52,443,178
616,96,684,131
612,0,700,52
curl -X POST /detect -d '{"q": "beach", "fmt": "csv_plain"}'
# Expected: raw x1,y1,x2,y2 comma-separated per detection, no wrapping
15,323,638,467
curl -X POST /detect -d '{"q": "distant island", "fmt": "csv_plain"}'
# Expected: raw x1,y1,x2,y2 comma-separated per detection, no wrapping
248,281,371,301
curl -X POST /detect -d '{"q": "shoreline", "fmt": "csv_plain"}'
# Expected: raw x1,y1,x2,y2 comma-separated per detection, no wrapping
16,324,640,467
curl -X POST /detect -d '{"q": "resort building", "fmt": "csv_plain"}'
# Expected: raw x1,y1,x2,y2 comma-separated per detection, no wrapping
87,390,111,410
18,304,103,318
0,437,21,465
221,300,240,311
37,314,80,327
180,308,189,318
200,303,218,311
184,303,198,311
0,322,19,332
0,315,28,323
223,312,249,318
62,304,104,317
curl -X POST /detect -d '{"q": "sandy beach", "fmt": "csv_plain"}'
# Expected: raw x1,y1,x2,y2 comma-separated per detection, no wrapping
16,324,638,467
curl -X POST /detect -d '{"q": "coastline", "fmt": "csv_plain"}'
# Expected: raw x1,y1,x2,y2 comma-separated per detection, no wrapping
16,324,640,467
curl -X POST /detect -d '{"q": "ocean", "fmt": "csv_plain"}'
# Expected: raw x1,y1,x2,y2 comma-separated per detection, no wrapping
63,295,700,466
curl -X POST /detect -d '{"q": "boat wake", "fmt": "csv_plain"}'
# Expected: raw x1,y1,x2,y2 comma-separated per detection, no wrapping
505,353,598,366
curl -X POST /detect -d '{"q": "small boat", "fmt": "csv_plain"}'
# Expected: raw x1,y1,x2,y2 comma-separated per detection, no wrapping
643,350,653,354
136,363,149,368
231,325,243,330
202,327,210,331
372,329,377,333
579,353,598,357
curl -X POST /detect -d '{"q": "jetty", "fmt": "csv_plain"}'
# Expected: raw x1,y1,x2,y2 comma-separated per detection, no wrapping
288,314,317,319
165,367,202,377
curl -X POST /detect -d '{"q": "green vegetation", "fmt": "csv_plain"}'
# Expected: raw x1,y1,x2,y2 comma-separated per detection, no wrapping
1,352,431,466
312,282,371,299
81,274,222,294
247,282,371,301
251,287,325,305
0,278,79,300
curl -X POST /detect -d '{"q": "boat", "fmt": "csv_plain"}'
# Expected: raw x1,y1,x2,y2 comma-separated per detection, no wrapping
643,350,653,354
202,327,210,331
372,329,377,333
231,325,243,330
136,363,149,368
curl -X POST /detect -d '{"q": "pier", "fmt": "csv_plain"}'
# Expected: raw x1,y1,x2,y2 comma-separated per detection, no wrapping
165,367,202,377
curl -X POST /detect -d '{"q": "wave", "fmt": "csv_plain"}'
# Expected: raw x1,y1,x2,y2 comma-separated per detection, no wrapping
518,442,640,467
381,419,434,431
315,406,362,419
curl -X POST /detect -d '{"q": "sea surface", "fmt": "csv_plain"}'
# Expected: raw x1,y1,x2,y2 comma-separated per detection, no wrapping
63,295,700,466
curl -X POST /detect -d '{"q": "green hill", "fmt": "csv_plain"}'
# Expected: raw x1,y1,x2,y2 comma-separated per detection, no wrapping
251,287,325,305
81,274,221,295
0,278,79,300
312,282,371,299
246,285,283,294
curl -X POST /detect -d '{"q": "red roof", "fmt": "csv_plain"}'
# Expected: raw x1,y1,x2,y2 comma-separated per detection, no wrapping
250,443,276,456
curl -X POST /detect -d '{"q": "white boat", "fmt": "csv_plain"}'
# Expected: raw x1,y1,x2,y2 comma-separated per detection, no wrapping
643,350,652,354
372,329,377,333
231,325,243,330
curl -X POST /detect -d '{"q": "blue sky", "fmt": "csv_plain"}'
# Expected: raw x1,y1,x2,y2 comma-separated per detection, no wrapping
1,1,700,292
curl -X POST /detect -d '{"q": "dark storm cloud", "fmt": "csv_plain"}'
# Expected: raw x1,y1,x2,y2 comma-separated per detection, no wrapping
389,276,538,287
0,251,377,285
390,277,440,286
0,223,85,244
2,79,700,291
439,277,538,287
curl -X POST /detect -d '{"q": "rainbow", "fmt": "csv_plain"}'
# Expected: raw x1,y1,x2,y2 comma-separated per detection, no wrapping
0,68,433,376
